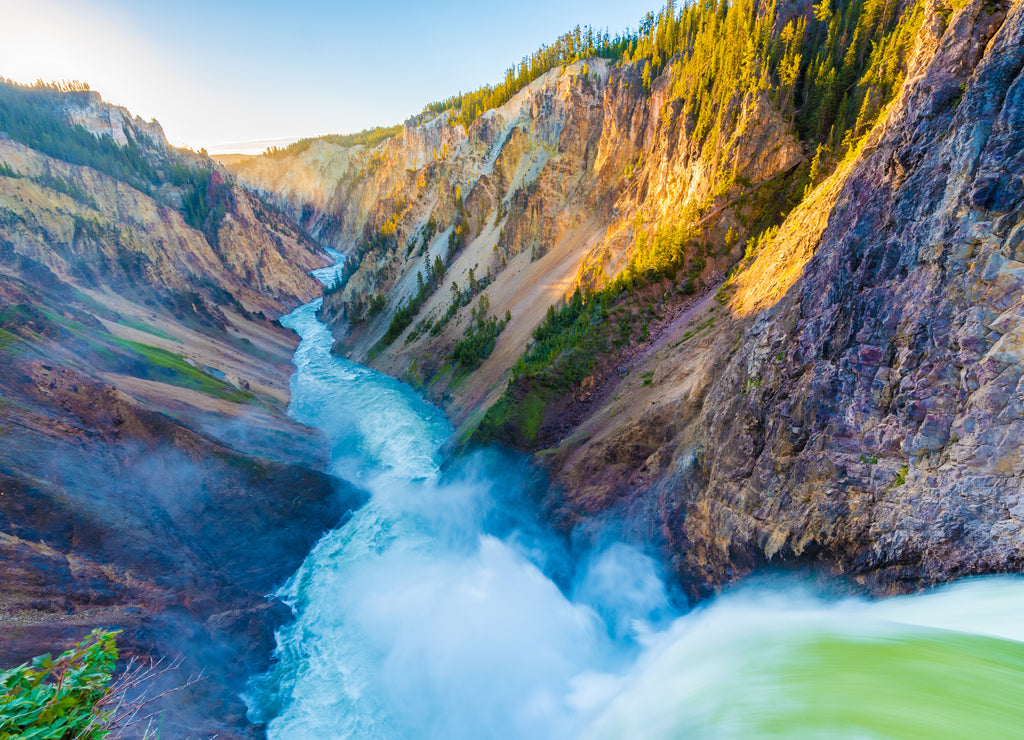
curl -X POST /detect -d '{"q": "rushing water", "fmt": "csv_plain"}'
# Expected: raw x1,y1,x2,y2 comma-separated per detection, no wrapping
246,289,1024,739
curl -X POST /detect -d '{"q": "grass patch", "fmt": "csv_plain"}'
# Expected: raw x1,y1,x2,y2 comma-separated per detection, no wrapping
0,326,22,352
516,392,547,443
675,316,715,345
108,336,256,404
15,303,256,404
3,301,253,403
474,387,550,446
458,404,489,446
112,316,178,341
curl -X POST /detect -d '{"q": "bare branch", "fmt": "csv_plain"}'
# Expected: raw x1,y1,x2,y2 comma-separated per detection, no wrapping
87,654,207,739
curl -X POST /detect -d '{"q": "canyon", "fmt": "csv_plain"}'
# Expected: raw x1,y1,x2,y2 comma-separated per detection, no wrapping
1,0,1024,734
224,0,1024,601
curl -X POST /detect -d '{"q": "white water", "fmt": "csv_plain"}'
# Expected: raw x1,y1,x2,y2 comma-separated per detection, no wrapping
247,290,1024,739
310,247,348,288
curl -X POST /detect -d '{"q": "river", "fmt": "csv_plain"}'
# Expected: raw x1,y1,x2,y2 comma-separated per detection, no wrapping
245,285,1024,739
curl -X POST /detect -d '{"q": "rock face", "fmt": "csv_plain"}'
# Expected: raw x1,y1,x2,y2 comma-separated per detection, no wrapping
0,139,326,318
552,0,1024,599
0,84,353,738
669,0,1024,595
61,90,168,148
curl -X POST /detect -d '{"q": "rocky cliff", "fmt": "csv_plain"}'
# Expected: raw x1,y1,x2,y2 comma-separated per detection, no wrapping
224,0,1024,604
223,50,805,427
640,0,1024,597
0,83,355,738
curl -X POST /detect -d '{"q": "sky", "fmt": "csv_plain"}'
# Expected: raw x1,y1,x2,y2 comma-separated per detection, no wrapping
0,0,659,154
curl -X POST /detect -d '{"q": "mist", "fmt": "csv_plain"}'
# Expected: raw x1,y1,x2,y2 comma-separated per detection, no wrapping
246,446,680,740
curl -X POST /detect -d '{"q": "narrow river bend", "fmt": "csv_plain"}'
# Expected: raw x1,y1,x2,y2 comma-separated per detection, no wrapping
246,286,1024,739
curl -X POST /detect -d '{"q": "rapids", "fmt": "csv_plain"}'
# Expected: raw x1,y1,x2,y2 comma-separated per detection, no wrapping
246,288,1024,739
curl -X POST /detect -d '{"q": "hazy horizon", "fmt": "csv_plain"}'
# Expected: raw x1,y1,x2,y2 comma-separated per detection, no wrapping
205,136,305,156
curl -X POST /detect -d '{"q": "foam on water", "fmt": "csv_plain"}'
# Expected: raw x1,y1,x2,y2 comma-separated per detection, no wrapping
310,247,349,287
278,298,448,484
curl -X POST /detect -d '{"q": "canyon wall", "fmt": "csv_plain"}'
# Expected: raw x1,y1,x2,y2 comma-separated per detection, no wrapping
644,0,1024,596
227,0,1024,602
0,85,356,738
225,52,804,428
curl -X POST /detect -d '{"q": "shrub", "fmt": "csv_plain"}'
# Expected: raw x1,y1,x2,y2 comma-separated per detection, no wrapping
450,298,510,370
0,629,118,740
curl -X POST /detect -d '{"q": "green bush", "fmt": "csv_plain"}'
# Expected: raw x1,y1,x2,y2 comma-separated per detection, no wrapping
0,629,119,740
514,286,611,391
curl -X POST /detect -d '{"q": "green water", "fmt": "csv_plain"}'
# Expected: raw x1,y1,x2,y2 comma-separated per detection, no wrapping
763,631,1024,738
586,583,1024,740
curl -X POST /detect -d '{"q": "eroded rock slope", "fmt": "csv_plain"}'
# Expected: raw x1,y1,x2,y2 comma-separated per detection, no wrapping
554,0,1024,599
